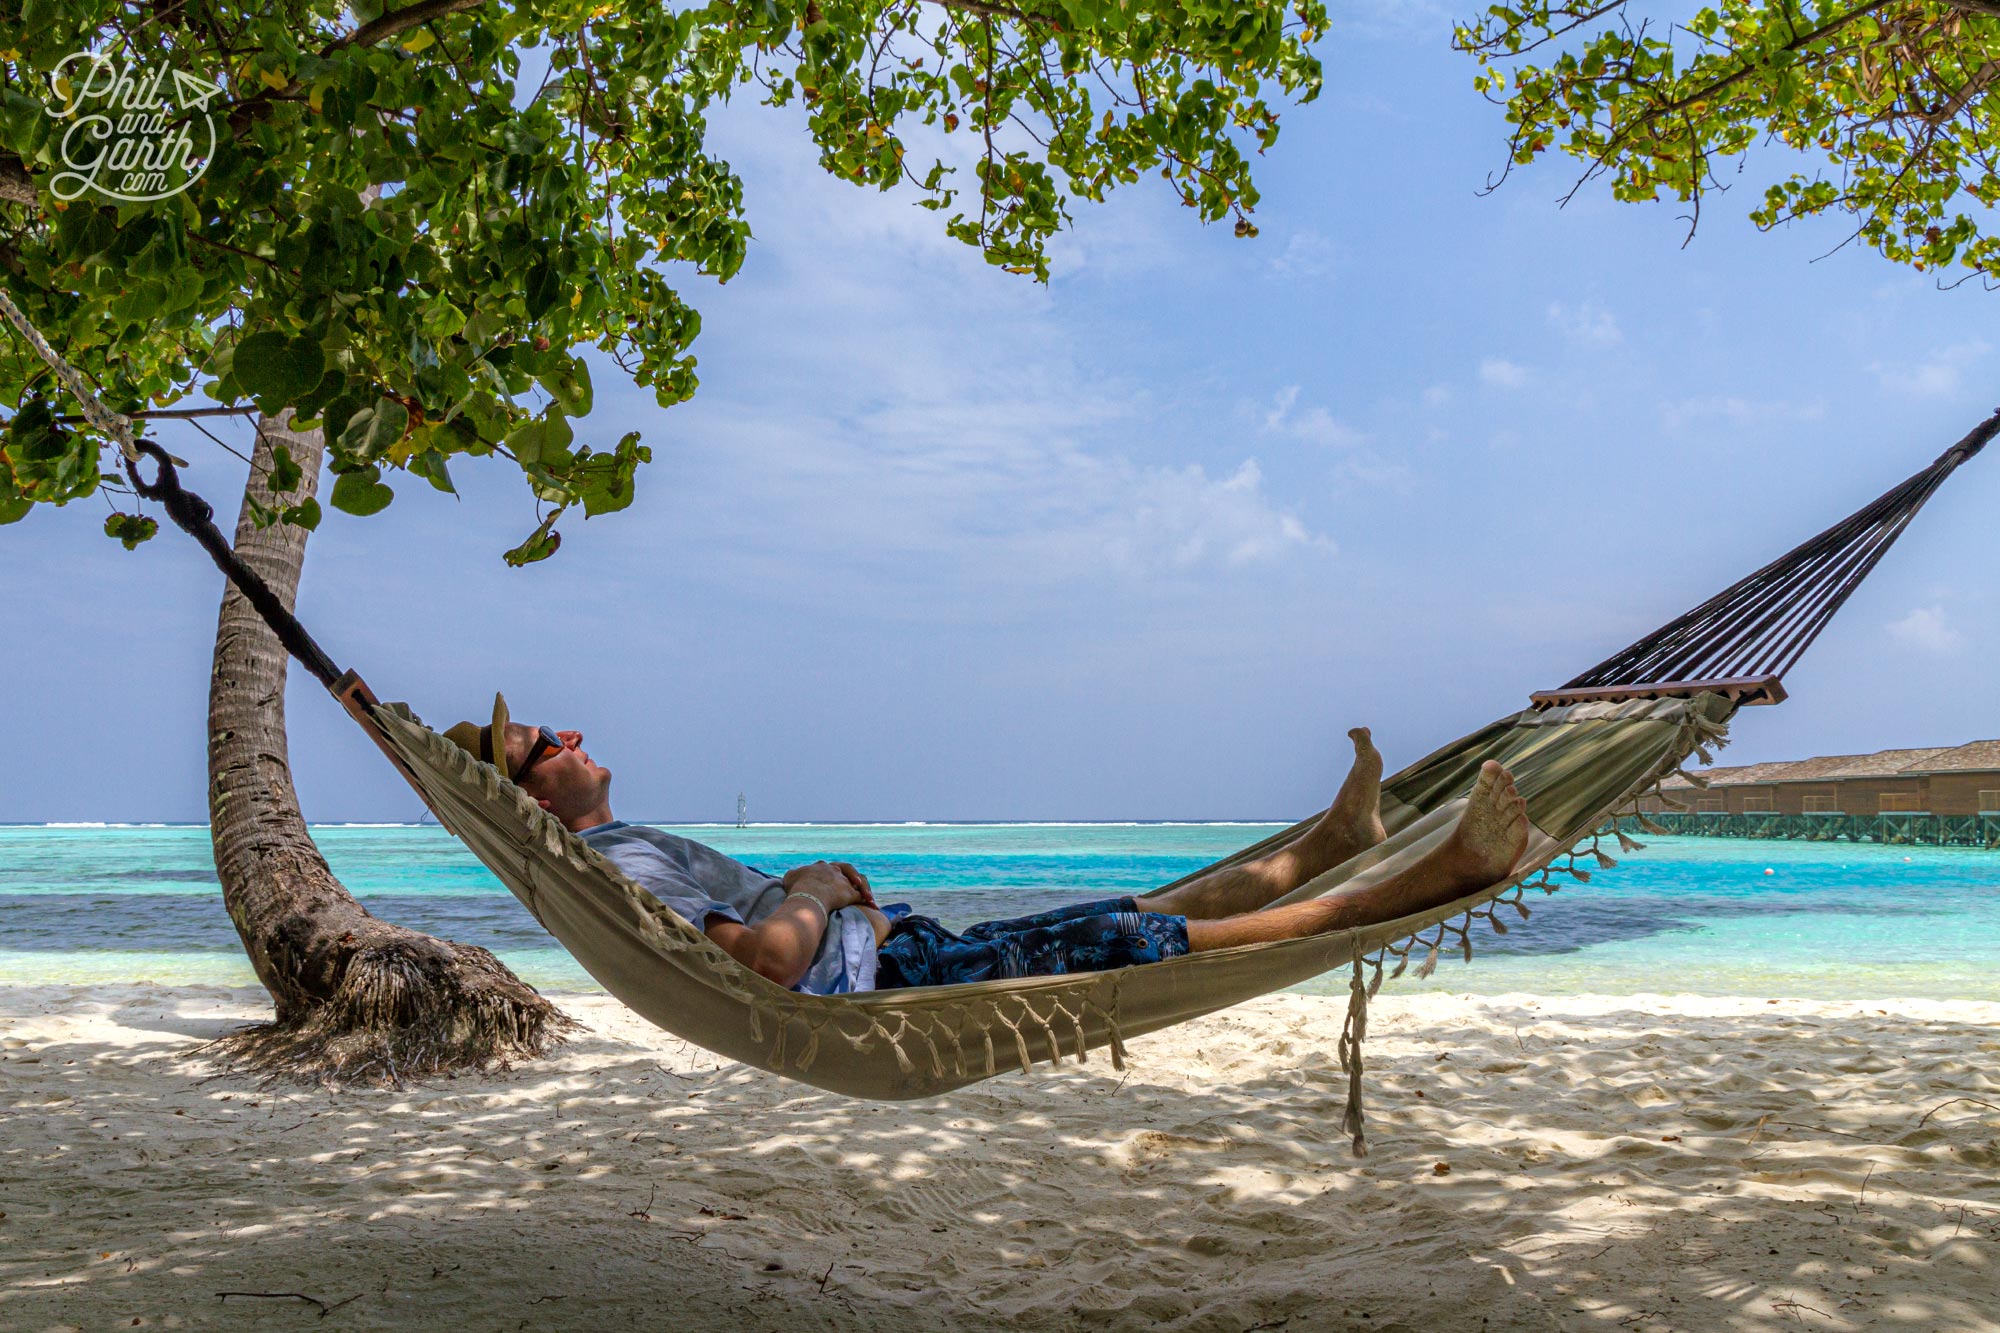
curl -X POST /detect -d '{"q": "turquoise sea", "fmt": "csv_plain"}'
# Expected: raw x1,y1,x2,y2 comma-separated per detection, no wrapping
2,824,1996,998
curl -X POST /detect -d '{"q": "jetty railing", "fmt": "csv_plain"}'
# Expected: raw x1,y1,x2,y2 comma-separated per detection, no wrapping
1637,811,2000,848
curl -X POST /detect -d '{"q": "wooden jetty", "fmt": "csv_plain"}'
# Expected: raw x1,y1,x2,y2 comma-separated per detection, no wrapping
1633,738,2000,845
1639,810,2000,848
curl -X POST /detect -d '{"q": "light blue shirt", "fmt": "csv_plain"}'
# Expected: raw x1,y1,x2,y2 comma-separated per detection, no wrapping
577,821,877,995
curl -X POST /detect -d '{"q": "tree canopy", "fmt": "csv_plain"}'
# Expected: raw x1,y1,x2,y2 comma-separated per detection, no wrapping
1457,0,2000,284
0,0,1325,562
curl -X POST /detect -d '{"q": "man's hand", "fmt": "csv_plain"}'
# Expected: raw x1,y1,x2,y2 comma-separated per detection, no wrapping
781,860,876,912
712,860,879,989
832,861,877,909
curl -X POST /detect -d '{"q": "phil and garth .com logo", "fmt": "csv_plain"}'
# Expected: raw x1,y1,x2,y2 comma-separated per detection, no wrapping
44,51,223,203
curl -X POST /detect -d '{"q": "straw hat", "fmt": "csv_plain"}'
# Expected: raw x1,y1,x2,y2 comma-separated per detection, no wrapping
442,692,516,780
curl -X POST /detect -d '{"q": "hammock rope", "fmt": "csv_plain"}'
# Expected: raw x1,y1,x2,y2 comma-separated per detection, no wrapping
1553,410,2000,696
123,440,346,690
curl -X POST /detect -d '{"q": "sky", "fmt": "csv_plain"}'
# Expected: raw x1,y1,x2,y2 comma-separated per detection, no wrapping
6,3,1998,823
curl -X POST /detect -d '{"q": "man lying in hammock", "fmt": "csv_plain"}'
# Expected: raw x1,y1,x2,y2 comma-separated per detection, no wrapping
450,704,1529,994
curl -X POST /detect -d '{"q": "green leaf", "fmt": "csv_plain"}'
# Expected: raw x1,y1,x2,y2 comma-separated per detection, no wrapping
336,399,411,460
316,391,364,447
524,260,563,320
0,495,32,525
504,413,574,467
503,515,562,566
103,512,159,549
536,357,593,416
330,466,395,516
267,444,303,496
574,431,651,517
413,448,457,494
293,368,348,424
234,332,329,409
282,497,323,531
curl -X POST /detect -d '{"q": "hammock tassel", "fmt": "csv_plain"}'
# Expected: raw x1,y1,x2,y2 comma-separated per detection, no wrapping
795,1016,825,1072
1414,938,1441,980
1105,976,1129,1070
1338,955,1369,1157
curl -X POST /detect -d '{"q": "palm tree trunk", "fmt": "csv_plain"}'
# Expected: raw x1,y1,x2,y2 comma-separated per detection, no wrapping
204,410,577,1084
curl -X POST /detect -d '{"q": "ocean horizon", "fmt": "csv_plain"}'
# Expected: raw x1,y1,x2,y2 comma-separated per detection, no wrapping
4,823,1997,1001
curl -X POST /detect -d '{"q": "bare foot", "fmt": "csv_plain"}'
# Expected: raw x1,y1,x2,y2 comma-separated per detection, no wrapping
1438,759,1529,886
1313,726,1387,853
1183,759,1532,950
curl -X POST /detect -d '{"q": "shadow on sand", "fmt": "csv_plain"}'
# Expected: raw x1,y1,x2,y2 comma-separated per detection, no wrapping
1,988,1996,1332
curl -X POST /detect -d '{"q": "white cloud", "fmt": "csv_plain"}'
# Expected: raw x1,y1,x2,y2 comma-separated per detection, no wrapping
1105,459,1332,571
1340,0,1453,39
1332,454,1416,492
1658,396,1826,431
1479,357,1528,389
623,372,1337,600
1271,229,1337,281
1871,341,1990,398
1257,386,1411,490
696,404,1336,588
1546,300,1623,347
582,101,1350,616
1262,385,1367,448
1888,605,1963,654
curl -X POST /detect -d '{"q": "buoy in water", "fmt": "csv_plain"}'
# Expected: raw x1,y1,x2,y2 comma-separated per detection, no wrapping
1764,868,1776,876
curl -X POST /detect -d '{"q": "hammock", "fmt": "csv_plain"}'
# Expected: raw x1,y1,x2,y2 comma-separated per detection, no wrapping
118,412,1993,1148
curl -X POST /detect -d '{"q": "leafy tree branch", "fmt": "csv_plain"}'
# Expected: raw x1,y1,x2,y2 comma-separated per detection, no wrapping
2,0,1325,556
1457,0,2000,283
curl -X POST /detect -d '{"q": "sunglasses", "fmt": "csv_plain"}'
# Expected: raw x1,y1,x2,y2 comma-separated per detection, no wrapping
515,725,567,783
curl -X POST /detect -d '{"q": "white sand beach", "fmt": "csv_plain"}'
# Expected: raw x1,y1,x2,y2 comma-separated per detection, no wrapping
3,987,1997,1332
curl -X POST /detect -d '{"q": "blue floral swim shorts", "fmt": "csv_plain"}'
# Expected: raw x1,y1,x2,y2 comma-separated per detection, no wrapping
875,896,1191,989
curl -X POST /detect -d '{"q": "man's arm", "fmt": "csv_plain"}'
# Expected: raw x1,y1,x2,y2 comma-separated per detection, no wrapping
706,861,875,988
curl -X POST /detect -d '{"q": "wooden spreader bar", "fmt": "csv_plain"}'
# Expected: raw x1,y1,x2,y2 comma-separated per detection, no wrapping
332,670,446,821
1530,675,1787,710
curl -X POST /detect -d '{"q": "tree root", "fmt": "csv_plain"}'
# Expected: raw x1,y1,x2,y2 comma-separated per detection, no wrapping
197,932,583,1088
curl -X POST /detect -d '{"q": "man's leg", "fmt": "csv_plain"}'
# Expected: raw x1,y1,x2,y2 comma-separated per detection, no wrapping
876,899,1183,988
1133,728,1389,921
876,763,1528,989
1183,760,1529,951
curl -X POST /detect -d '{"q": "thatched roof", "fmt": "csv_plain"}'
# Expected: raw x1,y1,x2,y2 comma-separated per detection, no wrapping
1664,760,1798,789
1657,740,2000,787
1661,764,1749,790
1723,761,1811,785
1810,747,1956,779
1758,753,1868,782
1904,739,2000,773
